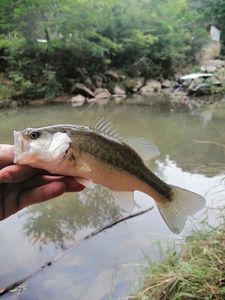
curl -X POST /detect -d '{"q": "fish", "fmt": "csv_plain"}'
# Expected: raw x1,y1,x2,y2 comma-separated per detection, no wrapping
13,118,205,234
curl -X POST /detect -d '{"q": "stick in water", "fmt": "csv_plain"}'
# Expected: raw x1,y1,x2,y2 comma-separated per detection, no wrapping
0,206,153,297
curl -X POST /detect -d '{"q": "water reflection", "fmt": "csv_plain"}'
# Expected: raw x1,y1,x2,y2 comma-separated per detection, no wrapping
21,187,121,249
1,102,225,299
1,103,225,179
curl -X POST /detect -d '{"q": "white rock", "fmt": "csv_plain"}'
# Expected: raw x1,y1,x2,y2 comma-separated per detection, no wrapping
113,85,126,96
70,94,86,107
94,88,111,99
72,83,94,98
161,80,171,88
139,79,161,95
124,77,145,92
206,65,217,73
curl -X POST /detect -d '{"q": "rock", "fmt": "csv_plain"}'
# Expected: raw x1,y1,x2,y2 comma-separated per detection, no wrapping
201,59,225,73
70,94,86,107
205,65,217,73
188,78,221,96
92,75,104,88
200,66,206,72
175,72,222,96
161,80,172,88
124,77,145,93
198,41,221,62
113,85,126,97
146,79,161,91
50,95,71,104
86,97,110,106
29,99,47,106
86,98,96,104
9,100,18,108
0,100,11,109
119,73,127,81
96,98,110,106
72,83,94,98
113,97,125,104
94,88,111,99
139,80,161,95
139,85,154,95
83,77,92,88
105,70,119,81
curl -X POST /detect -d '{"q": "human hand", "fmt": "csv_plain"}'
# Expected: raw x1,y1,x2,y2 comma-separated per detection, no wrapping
0,144,84,220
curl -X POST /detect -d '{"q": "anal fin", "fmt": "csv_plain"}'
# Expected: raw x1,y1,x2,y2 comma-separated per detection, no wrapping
111,191,136,213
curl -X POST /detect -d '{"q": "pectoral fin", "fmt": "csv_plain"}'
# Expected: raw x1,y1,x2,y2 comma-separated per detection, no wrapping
111,191,136,213
76,177,96,188
76,159,92,173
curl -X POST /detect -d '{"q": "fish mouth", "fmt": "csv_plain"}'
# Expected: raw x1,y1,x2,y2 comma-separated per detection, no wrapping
14,130,30,164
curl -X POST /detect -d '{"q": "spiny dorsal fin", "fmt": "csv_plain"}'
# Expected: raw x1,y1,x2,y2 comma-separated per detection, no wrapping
90,117,121,140
124,137,160,161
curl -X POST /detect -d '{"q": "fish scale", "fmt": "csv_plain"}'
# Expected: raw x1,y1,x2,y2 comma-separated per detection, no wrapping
13,119,206,234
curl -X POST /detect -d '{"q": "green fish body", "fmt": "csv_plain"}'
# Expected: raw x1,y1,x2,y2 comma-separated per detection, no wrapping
14,119,205,233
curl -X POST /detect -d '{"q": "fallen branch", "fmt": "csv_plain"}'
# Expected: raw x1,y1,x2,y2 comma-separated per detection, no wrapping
195,139,225,149
0,206,153,297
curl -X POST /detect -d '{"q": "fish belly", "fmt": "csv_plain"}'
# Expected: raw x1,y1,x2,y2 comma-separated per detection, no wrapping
88,162,139,191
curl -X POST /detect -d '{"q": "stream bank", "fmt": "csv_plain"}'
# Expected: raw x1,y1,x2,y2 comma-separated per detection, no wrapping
1,59,225,111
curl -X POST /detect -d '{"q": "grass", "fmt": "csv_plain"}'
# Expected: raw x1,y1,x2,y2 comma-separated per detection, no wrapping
135,141,225,300
134,217,225,300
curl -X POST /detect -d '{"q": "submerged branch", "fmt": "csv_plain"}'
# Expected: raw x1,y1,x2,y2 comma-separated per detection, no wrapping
0,206,153,297
195,139,225,149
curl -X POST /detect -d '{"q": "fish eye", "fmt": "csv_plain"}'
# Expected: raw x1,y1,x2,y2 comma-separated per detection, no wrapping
29,131,40,140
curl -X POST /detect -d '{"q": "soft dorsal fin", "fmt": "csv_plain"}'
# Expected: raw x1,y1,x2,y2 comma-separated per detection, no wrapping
90,117,121,140
124,137,160,161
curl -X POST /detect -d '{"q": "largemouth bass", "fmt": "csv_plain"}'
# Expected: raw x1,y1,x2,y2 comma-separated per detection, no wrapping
14,118,205,234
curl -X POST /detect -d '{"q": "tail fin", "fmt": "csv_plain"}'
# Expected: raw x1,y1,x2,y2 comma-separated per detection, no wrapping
157,185,205,234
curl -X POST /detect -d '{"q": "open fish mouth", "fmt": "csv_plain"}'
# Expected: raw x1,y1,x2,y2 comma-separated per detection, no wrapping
14,130,30,164
14,130,22,164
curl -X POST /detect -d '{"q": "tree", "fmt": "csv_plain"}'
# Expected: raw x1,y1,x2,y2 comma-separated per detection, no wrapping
0,0,210,98
190,0,225,53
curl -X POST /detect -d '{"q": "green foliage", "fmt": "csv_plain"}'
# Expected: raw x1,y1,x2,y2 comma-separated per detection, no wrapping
4,45,63,99
0,78,16,100
0,0,215,98
191,0,225,53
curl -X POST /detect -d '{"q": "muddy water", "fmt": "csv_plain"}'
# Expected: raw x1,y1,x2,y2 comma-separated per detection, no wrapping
0,102,225,299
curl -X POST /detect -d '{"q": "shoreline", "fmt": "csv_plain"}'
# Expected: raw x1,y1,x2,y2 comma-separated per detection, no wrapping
134,215,225,299
0,90,224,111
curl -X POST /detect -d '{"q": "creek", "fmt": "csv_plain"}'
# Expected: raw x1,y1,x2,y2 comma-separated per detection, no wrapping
0,101,225,299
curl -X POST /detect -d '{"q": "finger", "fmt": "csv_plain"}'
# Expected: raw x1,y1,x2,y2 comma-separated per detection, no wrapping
63,177,85,192
0,184,5,220
19,181,67,209
1,183,21,220
23,175,65,188
0,145,14,168
0,180,85,220
24,175,85,191
0,165,39,183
